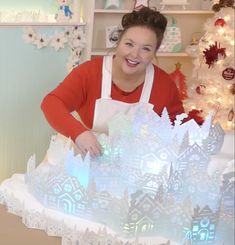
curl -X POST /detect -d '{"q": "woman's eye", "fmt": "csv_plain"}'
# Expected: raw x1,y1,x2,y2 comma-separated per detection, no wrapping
125,42,133,47
143,47,151,52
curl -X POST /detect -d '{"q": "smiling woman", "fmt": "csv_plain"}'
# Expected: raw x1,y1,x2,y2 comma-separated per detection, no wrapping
41,7,188,157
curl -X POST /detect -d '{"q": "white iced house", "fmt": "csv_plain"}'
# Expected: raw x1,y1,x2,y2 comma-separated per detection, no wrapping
26,106,231,242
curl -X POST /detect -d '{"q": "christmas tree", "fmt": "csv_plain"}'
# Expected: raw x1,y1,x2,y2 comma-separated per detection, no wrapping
185,0,235,130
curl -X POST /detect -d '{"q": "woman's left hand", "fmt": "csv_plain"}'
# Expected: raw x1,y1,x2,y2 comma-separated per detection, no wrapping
75,130,102,157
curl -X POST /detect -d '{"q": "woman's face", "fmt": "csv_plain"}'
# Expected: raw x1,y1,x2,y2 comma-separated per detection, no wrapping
114,26,157,76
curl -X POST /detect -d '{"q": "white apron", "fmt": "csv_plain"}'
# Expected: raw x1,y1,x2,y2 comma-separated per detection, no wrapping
92,55,155,134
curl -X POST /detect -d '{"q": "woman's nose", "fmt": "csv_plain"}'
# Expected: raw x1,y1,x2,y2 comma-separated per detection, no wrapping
130,47,140,57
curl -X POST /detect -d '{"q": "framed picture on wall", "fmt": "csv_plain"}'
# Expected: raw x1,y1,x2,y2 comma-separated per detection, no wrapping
105,25,121,48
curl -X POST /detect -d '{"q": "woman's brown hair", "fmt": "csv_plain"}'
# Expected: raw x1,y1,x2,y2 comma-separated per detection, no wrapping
119,7,167,50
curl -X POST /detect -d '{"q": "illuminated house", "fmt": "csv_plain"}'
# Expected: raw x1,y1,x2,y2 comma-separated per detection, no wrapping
191,206,218,244
26,107,234,244
123,192,160,235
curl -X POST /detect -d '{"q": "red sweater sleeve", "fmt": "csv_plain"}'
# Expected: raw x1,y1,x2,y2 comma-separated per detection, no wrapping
41,58,102,141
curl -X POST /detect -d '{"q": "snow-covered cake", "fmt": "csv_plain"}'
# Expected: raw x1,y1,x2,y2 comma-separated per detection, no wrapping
0,107,234,245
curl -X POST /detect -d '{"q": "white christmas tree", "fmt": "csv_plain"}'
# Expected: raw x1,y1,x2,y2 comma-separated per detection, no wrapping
185,4,235,130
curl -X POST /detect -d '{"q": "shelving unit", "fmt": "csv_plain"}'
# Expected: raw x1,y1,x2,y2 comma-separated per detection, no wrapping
94,9,214,14
86,0,215,80
0,22,86,26
0,0,215,78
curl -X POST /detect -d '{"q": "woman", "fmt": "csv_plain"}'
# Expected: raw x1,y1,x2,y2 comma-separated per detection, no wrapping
41,7,184,157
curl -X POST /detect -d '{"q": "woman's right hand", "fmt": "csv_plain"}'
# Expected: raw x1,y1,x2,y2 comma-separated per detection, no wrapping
75,131,102,157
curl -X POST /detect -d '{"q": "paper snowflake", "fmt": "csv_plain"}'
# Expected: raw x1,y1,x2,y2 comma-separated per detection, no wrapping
50,32,68,51
69,28,86,48
22,27,37,44
67,47,83,72
33,33,50,49
22,26,86,71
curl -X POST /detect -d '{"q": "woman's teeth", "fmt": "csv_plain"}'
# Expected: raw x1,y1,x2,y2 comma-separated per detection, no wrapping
126,59,139,65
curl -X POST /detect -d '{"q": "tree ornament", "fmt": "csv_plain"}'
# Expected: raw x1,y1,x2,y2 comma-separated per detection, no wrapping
203,41,226,68
133,0,150,10
186,109,204,125
214,18,226,27
222,67,235,80
195,84,206,95
229,83,235,95
185,37,199,57
228,108,234,121
169,62,188,100
212,3,221,12
212,0,235,12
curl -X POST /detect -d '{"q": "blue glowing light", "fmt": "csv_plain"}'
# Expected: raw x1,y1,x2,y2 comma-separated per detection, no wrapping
64,149,90,188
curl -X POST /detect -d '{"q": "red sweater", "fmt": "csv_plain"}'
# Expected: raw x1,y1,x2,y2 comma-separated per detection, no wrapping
41,57,184,141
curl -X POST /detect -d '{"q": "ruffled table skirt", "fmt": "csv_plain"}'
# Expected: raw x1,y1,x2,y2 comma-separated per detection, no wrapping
0,174,180,245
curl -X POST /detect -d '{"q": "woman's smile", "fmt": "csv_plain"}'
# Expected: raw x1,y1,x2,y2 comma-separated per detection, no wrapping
125,58,140,67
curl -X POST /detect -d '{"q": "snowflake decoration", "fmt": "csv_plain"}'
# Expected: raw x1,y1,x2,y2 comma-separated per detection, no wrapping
69,28,86,48
63,26,74,38
22,26,86,71
67,47,83,72
22,27,37,44
203,41,226,68
33,33,50,49
50,32,68,51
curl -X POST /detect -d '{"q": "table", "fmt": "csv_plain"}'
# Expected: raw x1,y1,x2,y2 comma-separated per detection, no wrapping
0,205,61,245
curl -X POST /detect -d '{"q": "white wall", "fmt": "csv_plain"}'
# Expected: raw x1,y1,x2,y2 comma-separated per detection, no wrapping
0,27,69,182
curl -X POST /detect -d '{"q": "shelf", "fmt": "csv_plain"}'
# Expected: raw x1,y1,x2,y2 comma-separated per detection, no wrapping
161,10,213,14
91,49,189,57
157,52,189,57
0,22,86,27
94,9,214,14
95,9,130,14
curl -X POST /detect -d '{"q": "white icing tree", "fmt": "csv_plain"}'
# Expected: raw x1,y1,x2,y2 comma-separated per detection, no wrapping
185,5,235,130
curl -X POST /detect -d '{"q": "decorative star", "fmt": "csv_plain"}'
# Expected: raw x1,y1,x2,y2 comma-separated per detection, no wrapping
133,0,150,10
104,0,120,9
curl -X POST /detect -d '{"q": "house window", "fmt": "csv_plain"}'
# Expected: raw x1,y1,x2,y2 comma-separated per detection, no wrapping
131,213,139,221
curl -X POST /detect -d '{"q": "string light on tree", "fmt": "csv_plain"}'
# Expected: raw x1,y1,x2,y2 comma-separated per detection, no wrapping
185,2,235,130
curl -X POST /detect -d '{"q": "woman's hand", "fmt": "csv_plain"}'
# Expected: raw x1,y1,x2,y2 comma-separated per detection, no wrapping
75,131,102,157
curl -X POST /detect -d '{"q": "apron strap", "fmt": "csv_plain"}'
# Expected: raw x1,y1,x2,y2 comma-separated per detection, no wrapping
101,55,112,99
101,55,154,102
139,63,154,103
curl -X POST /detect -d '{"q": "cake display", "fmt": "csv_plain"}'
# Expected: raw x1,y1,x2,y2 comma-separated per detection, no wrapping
0,106,234,245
